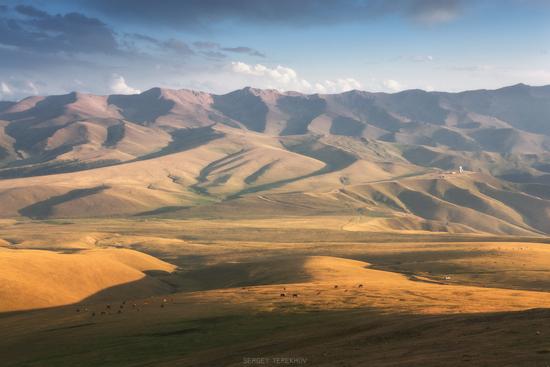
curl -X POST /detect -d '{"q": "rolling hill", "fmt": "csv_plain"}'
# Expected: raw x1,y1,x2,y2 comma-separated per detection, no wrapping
1,84,550,235
0,247,176,312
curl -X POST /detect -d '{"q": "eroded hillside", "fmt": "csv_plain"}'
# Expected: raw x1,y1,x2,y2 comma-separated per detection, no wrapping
2,84,550,235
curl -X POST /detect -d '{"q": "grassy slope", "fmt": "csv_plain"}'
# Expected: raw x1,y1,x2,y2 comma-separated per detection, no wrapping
0,247,175,312
2,218,550,365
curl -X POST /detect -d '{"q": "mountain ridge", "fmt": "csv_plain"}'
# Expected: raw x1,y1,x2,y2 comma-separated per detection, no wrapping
1,83,550,235
5,82,550,104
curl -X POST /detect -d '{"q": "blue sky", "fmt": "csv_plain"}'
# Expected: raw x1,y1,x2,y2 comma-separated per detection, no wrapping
1,0,549,100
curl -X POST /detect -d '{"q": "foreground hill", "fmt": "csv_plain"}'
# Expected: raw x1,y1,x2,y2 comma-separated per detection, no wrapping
1,84,550,235
0,247,176,312
3,218,550,366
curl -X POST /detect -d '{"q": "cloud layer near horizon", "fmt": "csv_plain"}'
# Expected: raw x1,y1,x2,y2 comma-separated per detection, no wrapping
0,1,549,100
230,62,361,93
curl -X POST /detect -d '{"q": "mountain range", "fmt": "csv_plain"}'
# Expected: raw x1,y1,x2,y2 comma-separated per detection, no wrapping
2,83,550,235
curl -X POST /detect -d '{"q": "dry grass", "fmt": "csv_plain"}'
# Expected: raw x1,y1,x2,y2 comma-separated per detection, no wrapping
2,217,550,365
0,247,175,312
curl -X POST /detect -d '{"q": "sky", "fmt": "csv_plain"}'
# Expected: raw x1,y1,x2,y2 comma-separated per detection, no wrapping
1,0,550,100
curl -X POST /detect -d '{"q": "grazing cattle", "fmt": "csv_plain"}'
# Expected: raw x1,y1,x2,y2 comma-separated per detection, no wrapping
334,285,339,289
91,312,96,317
292,294,298,298
280,293,286,297
106,304,111,309
76,308,80,313
160,304,165,308
358,284,363,288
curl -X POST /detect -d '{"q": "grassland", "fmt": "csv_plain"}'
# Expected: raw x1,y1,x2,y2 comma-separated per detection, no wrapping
2,216,550,366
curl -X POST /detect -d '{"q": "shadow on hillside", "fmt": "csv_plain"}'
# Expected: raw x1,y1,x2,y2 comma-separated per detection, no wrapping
0,126,224,179
2,295,550,367
134,126,224,162
0,272,176,319
227,137,358,199
18,185,110,219
174,256,314,292
78,270,178,305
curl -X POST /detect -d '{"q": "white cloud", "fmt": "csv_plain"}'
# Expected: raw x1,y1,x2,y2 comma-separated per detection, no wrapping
231,62,298,83
382,79,404,92
447,65,550,87
0,82,12,97
450,64,495,72
507,68,550,83
0,80,40,100
230,61,361,93
411,55,434,62
26,81,39,95
109,74,141,95
319,78,362,93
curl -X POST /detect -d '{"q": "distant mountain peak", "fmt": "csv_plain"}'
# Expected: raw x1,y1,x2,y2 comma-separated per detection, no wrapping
498,83,530,91
140,87,165,98
232,86,285,97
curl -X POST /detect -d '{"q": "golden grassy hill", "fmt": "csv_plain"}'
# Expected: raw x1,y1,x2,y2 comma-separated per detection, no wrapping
0,247,176,312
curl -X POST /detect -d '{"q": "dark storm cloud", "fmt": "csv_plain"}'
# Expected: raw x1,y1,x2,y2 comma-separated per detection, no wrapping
0,5,118,54
128,33,158,44
221,47,265,58
80,0,468,28
1,5,200,59
162,39,194,55
15,5,49,18
127,33,194,56
201,50,227,59
192,41,265,58
193,41,220,50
